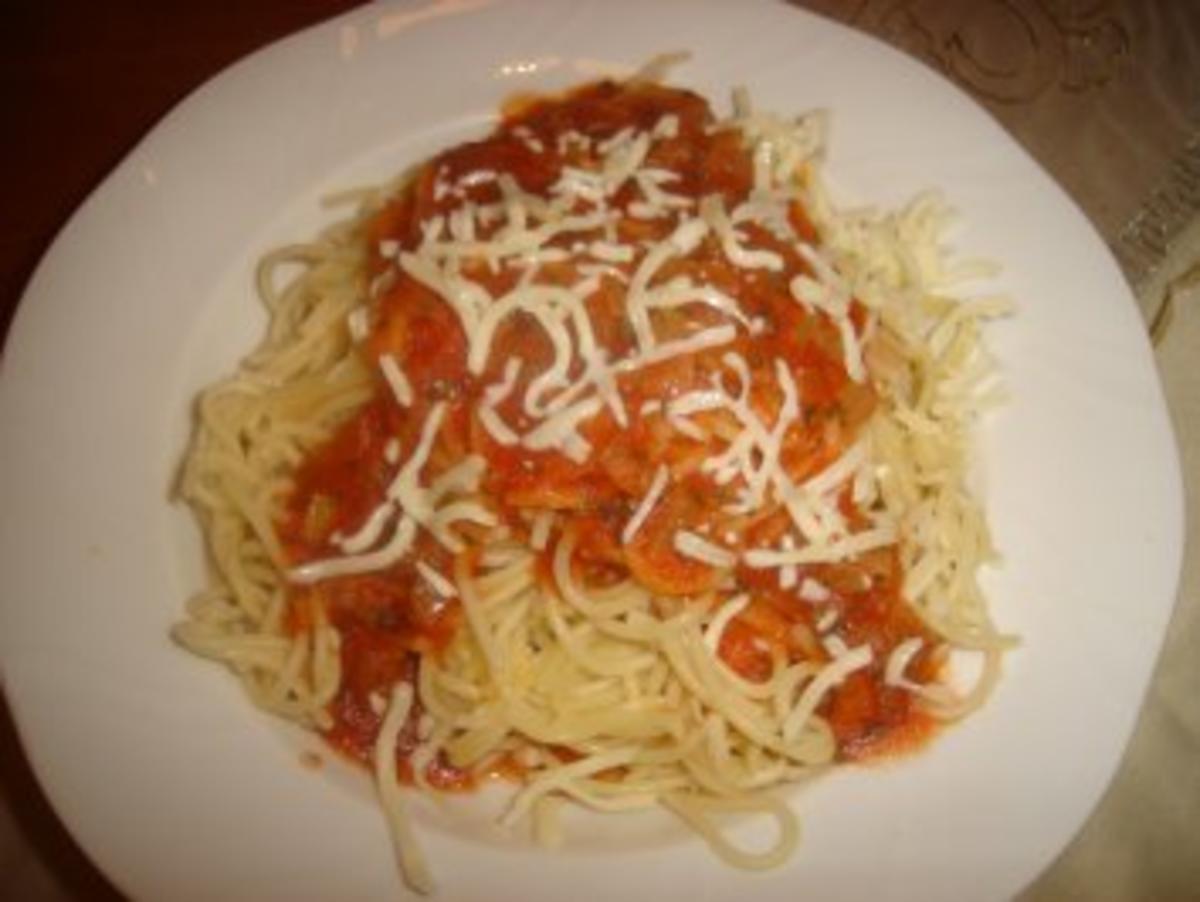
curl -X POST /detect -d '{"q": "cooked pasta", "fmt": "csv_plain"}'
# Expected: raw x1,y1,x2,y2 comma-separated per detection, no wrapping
173,67,1013,893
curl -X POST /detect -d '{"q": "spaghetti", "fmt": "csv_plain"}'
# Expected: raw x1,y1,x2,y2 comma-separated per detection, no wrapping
174,70,1013,892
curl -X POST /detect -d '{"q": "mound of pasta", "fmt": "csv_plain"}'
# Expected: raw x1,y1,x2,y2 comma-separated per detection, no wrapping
175,70,1012,893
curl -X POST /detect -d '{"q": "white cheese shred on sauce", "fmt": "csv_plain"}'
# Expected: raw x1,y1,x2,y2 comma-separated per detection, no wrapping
529,510,556,551
674,531,737,569
288,403,450,583
622,465,671,545
416,560,457,599
379,354,415,407
799,577,831,604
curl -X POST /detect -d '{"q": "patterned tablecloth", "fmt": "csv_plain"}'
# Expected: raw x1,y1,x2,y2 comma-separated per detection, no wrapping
797,3,1200,898
1,2,1196,898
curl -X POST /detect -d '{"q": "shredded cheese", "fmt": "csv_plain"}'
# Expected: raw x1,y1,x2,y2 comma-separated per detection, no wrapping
290,403,485,582
798,578,831,604
379,354,414,407
529,511,556,552
416,561,457,598
745,524,897,569
674,531,737,569
522,396,603,463
622,465,670,545
480,358,522,446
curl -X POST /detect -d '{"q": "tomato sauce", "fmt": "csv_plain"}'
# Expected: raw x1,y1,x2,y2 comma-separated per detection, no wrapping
280,79,945,780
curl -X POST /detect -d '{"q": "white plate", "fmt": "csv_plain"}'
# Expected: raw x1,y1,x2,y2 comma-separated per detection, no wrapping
0,1,1183,899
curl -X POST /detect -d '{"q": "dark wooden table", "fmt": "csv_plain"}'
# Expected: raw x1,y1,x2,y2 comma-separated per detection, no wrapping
0,5,361,897
0,0,362,341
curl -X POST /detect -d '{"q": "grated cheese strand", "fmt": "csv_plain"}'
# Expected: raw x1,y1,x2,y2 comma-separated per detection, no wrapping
622,465,671,545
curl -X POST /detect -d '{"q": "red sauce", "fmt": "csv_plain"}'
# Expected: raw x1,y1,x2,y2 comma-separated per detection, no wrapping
280,79,946,782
